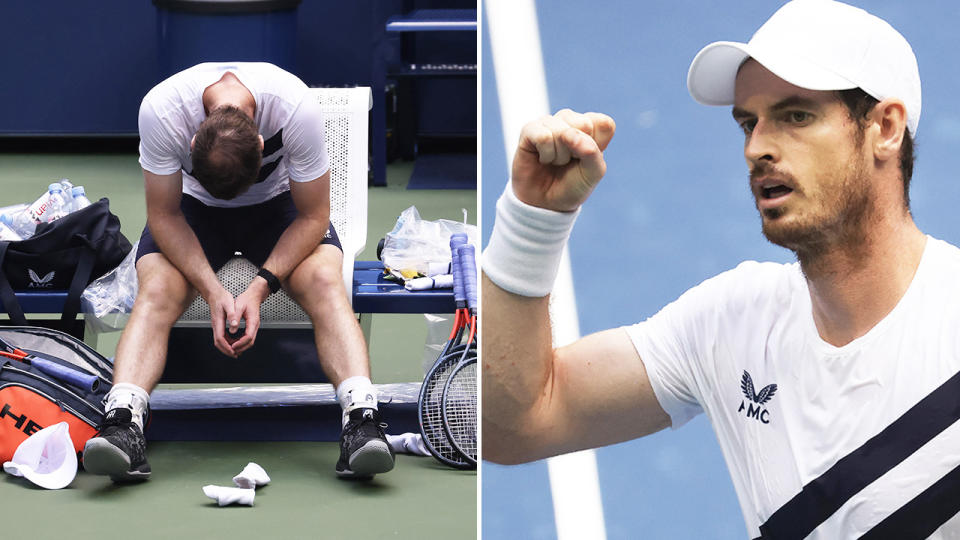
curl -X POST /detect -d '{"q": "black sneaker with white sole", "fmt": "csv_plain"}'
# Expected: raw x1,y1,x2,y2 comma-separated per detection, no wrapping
83,408,151,482
336,408,395,479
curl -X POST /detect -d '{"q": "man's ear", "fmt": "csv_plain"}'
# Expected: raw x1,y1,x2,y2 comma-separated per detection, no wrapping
870,98,908,162
190,134,196,152
259,134,264,152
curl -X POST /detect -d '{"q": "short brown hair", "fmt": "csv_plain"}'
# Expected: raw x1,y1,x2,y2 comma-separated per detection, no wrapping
836,88,915,208
191,105,262,200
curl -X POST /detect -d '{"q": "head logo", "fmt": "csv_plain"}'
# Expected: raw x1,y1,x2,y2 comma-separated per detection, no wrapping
738,370,777,424
27,269,55,288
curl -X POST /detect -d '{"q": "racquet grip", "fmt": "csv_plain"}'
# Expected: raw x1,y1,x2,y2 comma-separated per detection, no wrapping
452,243,466,305
450,234,468,305
459,245,477,313
29,356,100,392
449,233,468,251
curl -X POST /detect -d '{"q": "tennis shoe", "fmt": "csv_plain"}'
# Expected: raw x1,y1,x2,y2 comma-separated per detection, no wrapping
82,407,151,482
336,408,395,479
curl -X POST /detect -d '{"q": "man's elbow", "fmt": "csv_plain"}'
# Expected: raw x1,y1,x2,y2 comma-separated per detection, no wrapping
481,423,547,466
292,210,329,232
146,212,185,237
483,450,536,466
482,445,530,466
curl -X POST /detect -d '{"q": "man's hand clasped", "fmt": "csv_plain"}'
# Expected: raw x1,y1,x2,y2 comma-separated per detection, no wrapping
205,283,268,359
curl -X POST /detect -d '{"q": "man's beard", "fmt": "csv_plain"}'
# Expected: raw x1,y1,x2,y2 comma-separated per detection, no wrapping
754,154,873,266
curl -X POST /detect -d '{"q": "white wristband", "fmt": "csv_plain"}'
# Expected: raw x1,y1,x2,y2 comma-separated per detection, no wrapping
482,182,580,297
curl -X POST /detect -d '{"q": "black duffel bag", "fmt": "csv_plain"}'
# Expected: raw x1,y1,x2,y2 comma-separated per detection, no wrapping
0,198,132,328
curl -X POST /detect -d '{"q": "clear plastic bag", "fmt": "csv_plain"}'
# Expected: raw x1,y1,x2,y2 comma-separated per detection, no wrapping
422,313,455,374
380,206,478,277
81,241,139,332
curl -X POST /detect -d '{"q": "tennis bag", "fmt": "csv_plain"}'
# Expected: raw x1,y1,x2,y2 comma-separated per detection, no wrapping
0,326,112,463
0,198,132,329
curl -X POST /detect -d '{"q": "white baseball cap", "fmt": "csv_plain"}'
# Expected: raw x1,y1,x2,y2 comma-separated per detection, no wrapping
2,422,78,489
687,0,921,135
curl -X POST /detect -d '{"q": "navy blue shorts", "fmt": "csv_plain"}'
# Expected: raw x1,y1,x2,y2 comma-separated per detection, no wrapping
136,191,341,271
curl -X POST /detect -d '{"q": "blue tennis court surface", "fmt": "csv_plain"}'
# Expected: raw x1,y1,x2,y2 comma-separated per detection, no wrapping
482,1,960,538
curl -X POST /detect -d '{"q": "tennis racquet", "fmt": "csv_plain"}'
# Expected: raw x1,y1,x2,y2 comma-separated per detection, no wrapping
441,243,478,466
0,335,101,392
441,356,476,464
418,233,475,469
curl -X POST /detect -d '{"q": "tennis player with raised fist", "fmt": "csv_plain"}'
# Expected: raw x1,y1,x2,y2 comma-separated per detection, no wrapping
483,1,960,537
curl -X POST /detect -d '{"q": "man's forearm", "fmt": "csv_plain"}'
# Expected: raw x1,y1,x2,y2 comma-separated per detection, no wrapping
482,111,672,464
482,273,673,464
481,273,559,463
258,214,330,281
148,212,221,298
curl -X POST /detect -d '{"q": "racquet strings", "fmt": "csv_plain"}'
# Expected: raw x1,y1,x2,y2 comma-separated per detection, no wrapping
421,346,473,467
443,358,477,462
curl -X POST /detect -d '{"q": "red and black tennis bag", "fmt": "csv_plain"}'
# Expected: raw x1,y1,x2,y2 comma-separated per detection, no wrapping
0,326,112,463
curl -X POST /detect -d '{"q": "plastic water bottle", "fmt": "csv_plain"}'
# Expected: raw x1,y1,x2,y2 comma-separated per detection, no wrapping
43,184,69,223
26,189,52,223
0,214,22,241
59,180,75,210
0,203,26,218
71,186,92,212
7,209,37,239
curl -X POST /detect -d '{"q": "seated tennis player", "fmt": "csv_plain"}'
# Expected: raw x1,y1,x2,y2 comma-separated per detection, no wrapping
484,0,960,536
82,62,394,481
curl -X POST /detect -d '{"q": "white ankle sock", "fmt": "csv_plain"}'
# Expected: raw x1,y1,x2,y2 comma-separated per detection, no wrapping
336,376,378,426
386,433,430,456
105,383,150,431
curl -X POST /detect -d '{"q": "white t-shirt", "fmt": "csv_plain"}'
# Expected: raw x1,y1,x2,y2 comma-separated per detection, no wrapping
138,62,329,208
626,236,960,539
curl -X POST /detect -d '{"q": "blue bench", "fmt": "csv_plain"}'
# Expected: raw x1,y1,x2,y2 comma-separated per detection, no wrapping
0,261,452,439
2,260,453,345
352,260,454,314
2,260,454,384
3,261,453,319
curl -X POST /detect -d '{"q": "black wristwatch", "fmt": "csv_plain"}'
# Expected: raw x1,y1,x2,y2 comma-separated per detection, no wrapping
257,267,281,294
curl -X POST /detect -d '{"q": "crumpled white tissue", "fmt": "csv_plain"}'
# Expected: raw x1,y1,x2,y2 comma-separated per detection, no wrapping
203,485,255,507
233,462,270,489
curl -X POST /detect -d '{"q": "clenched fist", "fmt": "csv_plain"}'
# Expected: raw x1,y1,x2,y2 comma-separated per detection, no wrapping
511,109,616,212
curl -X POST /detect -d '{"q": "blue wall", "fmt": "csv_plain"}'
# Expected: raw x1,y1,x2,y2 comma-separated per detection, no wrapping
0,0,472,136
0,2,157,135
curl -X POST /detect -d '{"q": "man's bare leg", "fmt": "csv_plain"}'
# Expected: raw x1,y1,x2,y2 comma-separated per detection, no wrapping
113,253,197,390
84,252,196,482
285,245,368,388
285,244,394,478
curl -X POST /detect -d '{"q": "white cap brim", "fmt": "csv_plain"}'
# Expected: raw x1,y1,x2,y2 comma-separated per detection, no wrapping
688,41,858,106
3,422,77,490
